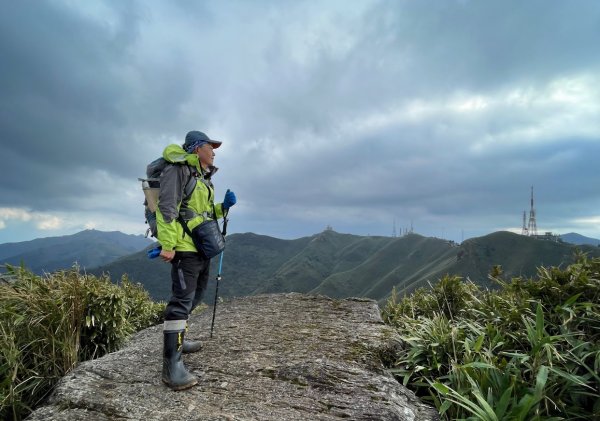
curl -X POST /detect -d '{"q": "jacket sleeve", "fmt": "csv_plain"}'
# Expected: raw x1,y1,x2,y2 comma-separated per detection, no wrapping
156,164,185,251
215,202,225,220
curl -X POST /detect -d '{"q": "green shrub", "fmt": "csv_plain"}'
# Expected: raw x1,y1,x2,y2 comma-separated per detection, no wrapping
382,254,600,420
79,273,164,360
0,266,165,420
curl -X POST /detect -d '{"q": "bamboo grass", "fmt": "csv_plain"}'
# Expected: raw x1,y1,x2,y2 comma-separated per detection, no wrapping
0,265,165,420
382,252,600,420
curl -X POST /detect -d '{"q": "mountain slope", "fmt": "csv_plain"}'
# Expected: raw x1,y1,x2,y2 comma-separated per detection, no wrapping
445,231,594,290
314,234,458,299
89,230,600,303
90,232,314,301
254,230,380,294
0,230,152,274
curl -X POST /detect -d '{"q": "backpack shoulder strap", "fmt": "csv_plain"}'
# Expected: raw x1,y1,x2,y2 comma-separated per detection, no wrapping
181,164,197,204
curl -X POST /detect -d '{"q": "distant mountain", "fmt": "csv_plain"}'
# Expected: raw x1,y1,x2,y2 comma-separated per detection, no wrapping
90,233,314,301
445,231,599,287
560,232,600,246
0,230,152,274
90,230,600,303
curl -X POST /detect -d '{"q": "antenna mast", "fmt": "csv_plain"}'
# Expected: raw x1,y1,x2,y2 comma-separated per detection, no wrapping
521,211,528,235
527,186,538,236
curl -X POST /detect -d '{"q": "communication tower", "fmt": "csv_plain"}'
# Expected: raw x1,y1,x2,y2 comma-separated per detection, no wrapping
521,211,528,235
527,186,538,236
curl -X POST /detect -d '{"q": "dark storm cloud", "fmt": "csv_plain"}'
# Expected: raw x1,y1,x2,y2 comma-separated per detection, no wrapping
0,1,200,210
1,1,134,207
373,1,600,92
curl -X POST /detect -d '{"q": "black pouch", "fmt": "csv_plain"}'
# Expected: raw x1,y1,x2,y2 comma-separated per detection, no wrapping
189,219,225,259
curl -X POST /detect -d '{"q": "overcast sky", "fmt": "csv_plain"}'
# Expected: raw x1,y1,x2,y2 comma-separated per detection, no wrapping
1,0,599,244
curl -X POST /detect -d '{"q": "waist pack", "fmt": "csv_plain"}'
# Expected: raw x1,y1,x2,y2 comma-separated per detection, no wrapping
178,210,225,259
187,219,226,259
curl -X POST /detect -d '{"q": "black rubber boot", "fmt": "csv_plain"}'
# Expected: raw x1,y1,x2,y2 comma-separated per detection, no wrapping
183,323,203,353
162,330,198,390
182,339,203,354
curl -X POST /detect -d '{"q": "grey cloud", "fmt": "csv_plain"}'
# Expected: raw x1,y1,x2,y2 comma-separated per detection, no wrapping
366,1,600,91
1,3,135,158
230,112,600,233
0,1,200,210
207,0,600,153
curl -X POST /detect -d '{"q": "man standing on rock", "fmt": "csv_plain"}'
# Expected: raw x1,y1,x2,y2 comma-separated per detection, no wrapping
156,130,237,390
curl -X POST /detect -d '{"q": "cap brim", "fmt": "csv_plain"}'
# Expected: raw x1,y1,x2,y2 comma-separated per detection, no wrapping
208,140,222,149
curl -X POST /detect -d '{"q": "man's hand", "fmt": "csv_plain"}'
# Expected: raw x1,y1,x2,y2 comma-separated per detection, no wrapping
160,249,176,262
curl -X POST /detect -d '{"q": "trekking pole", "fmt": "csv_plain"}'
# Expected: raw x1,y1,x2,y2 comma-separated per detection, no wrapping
210,251,223,338
210,209,229,338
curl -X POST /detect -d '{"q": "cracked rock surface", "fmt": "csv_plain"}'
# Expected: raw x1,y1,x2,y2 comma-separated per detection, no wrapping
27,293,438,420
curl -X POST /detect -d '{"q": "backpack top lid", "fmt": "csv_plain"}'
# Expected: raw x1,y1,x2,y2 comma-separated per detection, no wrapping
144,157,167,188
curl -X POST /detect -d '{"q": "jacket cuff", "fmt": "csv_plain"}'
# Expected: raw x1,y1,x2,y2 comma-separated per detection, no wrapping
216,203,225,219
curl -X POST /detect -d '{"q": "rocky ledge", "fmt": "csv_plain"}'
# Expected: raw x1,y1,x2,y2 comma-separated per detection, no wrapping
27,293,438,420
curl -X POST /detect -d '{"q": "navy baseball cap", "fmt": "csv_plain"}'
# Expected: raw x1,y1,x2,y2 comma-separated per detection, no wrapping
183,131,222,152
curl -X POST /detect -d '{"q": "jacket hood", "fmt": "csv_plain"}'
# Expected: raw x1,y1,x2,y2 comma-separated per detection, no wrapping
162,144,201,169
162,143,218,177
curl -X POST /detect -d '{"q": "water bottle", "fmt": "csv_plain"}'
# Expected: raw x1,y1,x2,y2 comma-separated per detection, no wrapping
147,246,162,259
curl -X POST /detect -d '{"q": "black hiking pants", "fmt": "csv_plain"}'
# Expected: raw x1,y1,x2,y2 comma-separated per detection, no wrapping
164,251,210,321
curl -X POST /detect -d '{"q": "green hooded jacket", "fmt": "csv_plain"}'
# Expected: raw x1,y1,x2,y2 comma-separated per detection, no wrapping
156,144,225,252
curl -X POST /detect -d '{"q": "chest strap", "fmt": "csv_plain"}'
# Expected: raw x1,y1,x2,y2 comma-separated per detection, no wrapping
179,208,214,222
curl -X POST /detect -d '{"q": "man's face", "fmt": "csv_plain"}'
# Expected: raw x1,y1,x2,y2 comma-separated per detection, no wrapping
196,143,215,169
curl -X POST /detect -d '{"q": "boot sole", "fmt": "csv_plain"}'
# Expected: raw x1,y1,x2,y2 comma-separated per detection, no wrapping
162,378,198,391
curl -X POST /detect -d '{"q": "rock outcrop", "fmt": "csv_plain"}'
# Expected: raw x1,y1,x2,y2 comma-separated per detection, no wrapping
28,293,438,420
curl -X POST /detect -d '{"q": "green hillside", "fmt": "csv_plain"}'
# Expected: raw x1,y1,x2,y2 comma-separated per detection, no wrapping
313,234,457,299
445,231,600,289
90,232,313,301
254,230,375,294
90,230,600,303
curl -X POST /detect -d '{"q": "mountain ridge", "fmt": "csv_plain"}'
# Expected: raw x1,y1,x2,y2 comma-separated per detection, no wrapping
91,230,600,304
0,229,152,274
560,232,600,246
4,229,599,303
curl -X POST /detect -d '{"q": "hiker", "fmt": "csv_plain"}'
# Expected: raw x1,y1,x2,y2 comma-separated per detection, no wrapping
156,130,236,390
